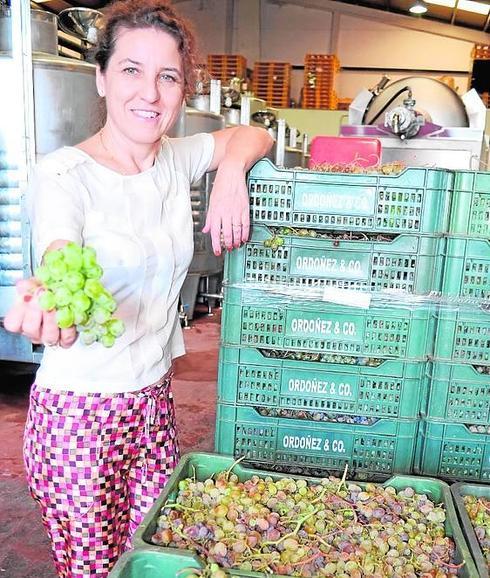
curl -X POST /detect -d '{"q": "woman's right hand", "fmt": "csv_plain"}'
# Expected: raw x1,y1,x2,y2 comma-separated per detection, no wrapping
3,277,78,348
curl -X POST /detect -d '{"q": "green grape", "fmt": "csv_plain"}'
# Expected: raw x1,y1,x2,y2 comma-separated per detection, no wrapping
96,291,117,313
106,318,125,337
84,279,104,299
85,264,103,279
72,291,92,313
62,242,83,270
53,287,72,308
38,290,56,311
73,310,89,326
92,307,111,325
94,322,108,338
35,266,51,285
82,246,97,269
43,250,63,267
56,306,74,329
81,329,97,345
48,260,68,281
100,333,115,348
65,271,85,292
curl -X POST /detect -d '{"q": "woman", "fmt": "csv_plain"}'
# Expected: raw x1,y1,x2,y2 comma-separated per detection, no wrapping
4,1,273,576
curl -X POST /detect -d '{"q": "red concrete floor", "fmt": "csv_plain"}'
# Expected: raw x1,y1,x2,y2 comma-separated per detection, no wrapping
0,308,220,578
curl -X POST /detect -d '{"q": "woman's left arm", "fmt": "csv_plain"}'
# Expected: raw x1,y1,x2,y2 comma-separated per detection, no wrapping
202,126,274,255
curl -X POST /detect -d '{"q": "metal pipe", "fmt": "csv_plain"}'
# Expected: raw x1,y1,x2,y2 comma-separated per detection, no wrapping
450,0,460,26
240,95,251,125
209,79,221,115
484,10,490,32
301,132,309,163
12,0,36,170
275,118,286,167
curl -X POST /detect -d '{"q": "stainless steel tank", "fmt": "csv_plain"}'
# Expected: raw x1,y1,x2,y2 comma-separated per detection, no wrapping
32,55,99,155
0,9,58,54
0,8,98,362
0,8,99,155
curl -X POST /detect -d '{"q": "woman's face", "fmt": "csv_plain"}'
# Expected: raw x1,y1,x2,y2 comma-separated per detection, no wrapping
96,27,184,145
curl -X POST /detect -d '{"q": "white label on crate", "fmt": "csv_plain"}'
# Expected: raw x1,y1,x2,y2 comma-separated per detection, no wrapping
322,287,372,309
287,378,353,397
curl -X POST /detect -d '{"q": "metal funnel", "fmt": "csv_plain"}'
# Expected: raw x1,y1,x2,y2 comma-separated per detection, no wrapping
58,7,105,45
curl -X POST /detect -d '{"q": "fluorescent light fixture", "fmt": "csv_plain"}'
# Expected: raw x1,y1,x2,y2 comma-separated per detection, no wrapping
409,0,428,13
426,0,490,15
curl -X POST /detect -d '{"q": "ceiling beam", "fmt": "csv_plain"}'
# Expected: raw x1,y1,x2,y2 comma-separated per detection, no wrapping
265,0,490,43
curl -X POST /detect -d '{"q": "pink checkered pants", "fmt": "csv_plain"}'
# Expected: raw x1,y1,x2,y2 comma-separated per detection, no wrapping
23,377,179,578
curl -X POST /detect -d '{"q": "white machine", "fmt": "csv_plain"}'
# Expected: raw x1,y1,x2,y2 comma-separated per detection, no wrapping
343,76,487,169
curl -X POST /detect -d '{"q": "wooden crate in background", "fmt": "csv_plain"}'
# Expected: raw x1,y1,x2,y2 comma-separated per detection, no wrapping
207,54,247,84
472,44,490,60
303,53,340,109
252,61,291,108
336,97,353,111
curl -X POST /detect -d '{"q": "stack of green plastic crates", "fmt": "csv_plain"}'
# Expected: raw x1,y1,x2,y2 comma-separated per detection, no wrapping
215,158,452,480
418,171,490,482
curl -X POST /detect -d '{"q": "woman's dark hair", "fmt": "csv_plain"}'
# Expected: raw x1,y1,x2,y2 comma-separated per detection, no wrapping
95,0,198,96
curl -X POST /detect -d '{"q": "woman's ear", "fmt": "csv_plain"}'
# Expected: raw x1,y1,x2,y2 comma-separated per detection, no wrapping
95,65,105,98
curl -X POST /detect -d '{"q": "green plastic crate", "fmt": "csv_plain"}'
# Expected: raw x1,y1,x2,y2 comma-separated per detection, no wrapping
225,224,445,294
449,171,490,238
417,420,490,482
248,158,452,235
434,309,490,366
218,346,428,420
221,286,436,361
442,238,490,300
132,452,478,578
108,548,202,578
452,482,490,578
215,404,418,480
427,363,490,425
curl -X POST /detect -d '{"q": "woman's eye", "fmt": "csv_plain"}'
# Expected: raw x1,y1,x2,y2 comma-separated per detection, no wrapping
123,67,138,75
159,73,178,83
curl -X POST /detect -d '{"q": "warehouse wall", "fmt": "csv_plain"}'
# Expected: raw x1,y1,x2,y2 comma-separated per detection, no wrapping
337,15,472,99
175,0,483,104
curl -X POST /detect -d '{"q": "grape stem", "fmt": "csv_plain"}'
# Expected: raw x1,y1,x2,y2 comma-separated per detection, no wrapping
173,527,210,557
478,498,490,513
311,485,329,505
263,509,319,546
163,502,201,513
290,550,323,568
175,568,202,578
337,463,349,493
224,455,246,480
433,555,466,570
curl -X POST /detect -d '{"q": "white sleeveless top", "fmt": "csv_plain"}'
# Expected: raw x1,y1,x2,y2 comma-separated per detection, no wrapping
29,133,215,393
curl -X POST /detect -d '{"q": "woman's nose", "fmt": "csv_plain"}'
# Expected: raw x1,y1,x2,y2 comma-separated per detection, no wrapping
140,76,159,102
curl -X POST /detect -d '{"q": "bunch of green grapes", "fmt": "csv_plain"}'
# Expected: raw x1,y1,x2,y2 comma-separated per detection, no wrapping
35,242,125,347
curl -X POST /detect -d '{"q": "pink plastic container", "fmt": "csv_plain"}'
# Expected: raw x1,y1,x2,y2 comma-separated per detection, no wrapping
308,136,382,169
